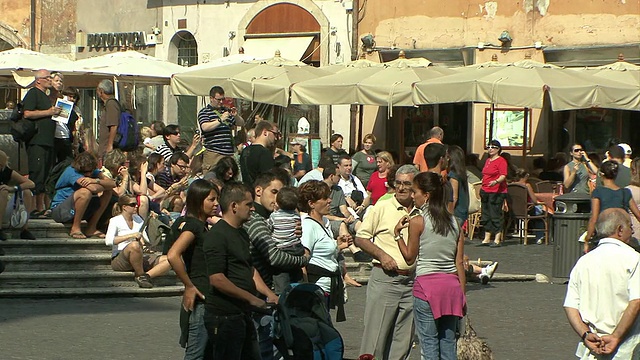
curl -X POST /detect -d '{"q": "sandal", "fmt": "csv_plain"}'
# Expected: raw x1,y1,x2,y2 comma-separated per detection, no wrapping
87,231,106,239
70,232,87,239
30,210,47,219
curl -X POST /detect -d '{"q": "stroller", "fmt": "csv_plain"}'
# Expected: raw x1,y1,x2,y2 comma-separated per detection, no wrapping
272,283,344,360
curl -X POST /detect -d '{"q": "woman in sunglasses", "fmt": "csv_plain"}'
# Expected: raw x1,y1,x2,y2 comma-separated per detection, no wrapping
105,194,170,288
479,140,508,247
563,144,598,194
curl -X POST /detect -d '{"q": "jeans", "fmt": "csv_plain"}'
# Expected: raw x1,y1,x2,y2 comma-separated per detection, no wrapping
184,303,210,360
203,311,260,360
413,297,458,360
253,314,277,360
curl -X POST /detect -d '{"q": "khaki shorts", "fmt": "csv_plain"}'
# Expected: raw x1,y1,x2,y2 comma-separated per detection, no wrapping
202,150,228,173
111,245,160,272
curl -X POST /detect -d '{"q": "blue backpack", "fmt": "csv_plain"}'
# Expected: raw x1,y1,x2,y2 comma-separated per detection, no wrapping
109,99,139,151
273,283,344,360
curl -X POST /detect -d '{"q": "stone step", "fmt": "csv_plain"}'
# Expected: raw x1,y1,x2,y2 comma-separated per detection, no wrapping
0,270,180,288
0,238,107,255
3,219,79,239
1,253,112,271
0,285,185,298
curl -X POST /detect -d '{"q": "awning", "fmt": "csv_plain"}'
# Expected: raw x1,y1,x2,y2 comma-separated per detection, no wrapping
242,37,314,61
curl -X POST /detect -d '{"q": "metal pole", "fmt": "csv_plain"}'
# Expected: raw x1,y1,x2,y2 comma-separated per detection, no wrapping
522,108,529,167
488,103,495,145
30,0,36,50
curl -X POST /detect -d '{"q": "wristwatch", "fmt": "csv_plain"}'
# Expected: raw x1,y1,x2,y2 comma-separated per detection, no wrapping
394,234,403,241
581,330,592,342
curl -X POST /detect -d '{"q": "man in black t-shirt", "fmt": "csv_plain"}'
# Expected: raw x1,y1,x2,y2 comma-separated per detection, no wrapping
23,69,61,216
203,182,277,360
239,121,280,186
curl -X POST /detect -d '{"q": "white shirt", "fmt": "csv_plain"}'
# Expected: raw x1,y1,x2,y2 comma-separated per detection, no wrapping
564,238,640,360
337,174,369,199
298,169,323,185
301,215,338,293
105,214,148,256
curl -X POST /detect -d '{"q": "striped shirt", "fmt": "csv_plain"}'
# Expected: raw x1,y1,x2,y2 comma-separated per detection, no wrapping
243,203,308,288
268,209,303,252
154,143,175,163
197,104,236,156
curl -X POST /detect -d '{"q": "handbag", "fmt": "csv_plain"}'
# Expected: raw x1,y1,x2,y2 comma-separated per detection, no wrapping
456,315,495,360
10,191,28,229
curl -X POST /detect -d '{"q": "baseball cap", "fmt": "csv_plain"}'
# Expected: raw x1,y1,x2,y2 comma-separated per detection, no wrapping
290,138,306,146
619,143,632,155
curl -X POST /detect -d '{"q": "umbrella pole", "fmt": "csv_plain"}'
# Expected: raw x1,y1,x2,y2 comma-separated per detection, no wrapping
488,103,495,145
358,105,364,146
522,107,529,167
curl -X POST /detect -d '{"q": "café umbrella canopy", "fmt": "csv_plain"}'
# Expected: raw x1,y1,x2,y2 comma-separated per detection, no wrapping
71,50,186,83
291,51,454,112
412,57,639,111
0,48,74,76
171,50,330,107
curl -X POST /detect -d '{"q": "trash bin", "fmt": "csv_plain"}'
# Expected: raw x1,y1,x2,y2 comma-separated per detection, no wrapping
552,193,591,278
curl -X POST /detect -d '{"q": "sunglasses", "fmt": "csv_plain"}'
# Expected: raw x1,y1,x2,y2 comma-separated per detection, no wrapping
125,202,138,207
268,130,282,138
572,149,584,152
487,145,500,149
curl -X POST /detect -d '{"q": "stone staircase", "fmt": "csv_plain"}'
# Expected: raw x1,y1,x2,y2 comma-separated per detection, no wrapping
0,219,183,298
0,219,373,297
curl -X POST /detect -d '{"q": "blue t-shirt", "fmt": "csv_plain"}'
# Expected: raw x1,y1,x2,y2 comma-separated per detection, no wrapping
592,186,632,212
51,166,101,208
449,171,469,221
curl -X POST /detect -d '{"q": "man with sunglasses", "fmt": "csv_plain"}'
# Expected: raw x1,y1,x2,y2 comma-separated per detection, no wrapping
239,121,280,186
153,124,200,163
563,144,598,194
156,152,190,192
23,69,62,217
198,86,245,172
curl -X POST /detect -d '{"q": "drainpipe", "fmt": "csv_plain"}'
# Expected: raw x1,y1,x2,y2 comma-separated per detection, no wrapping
30,0,36,50
349,0,360,149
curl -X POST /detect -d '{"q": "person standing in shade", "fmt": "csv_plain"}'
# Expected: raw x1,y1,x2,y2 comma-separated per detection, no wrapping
289,138,312,181
479,140,508,247
352,134,378,188
239,121,280,186
198,86,245,172
324,134,348,166
413,127,444,172
203,182,277,360
563,144,598,194
23,69,61,217
366,151,395,206
96,79,120,156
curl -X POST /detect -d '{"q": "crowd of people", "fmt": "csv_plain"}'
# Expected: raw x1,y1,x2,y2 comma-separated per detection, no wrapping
0,73,637,360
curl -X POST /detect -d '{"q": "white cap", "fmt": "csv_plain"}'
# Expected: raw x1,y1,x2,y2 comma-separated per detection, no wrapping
619,143,632,156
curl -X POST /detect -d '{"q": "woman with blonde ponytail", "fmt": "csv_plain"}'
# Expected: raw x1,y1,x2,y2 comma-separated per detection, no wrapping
105,194,170,288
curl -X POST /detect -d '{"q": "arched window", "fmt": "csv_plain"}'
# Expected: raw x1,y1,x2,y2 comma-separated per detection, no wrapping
176,32,198,67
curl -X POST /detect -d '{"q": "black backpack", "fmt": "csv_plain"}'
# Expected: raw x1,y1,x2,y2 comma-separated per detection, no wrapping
9,102,36,143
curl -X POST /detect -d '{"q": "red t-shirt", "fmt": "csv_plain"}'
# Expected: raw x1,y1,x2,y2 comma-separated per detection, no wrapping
481,156,508,193
367,171,388,205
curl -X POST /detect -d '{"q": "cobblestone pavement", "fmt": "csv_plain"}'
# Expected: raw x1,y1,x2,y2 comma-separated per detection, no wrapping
0,241,579,360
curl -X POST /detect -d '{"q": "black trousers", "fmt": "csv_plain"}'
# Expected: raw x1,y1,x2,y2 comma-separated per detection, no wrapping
27,144,54,195
54,138,73,164
480,190,506,234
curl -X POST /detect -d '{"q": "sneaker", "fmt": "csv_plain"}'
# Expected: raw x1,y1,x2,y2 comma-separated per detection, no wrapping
135,274,153,288
20,229,36,240
479,274,489,285
485,262,499,280
536,238,544,245
0,229,7,241
353,251,373,263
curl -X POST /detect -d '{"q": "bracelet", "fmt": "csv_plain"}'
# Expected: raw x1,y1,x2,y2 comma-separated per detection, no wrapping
394,234,403,241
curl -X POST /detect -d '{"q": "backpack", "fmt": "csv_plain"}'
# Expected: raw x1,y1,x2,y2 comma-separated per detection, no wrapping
45,158,73,199
9,102,36,143
108,99,139,151
273,283,344,360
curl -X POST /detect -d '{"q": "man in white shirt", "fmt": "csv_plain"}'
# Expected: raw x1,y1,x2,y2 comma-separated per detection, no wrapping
336,155,370,214
564,208,640,360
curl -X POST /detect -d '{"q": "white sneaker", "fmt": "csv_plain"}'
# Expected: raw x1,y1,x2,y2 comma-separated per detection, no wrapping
479,274,489,285
485,262,499,280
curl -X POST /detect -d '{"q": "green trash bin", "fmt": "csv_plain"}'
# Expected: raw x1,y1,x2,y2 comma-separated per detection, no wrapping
551,193,591,278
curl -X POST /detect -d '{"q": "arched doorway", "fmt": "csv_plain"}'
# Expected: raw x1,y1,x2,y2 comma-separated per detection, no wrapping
169,31,199,135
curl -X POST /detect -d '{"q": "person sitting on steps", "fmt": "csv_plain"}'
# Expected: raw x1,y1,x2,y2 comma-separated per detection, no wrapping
50,152,115,239
0,150,36,240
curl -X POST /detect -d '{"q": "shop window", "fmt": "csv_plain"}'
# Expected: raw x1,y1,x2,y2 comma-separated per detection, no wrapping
484,108,532,149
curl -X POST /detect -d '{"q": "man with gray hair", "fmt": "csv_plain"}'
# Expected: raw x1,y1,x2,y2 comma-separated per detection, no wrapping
23,69,61,216
355,164,421,360
96,79,120,156
564,208,640,359
413,126,444,172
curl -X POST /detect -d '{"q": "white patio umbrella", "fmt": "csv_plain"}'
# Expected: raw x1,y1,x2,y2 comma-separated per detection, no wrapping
171,50,330,107
412,59,639,111
71,50,186,83
0,48,73,75
291,51,453,111
569,59,640,110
